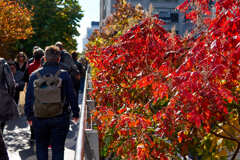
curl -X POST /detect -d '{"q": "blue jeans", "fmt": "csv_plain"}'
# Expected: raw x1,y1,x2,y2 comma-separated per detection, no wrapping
33,114,70,160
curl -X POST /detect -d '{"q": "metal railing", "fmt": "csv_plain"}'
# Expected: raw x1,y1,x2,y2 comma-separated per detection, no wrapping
75,66,99,160
75,67,89,160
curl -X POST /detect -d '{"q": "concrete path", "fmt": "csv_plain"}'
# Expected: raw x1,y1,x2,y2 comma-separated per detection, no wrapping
4,116,79,160
4,93,83,160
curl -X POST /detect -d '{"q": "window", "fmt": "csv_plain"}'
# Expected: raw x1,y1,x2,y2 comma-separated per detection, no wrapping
159,11,170,19
170,13,179,23
153,7,179,23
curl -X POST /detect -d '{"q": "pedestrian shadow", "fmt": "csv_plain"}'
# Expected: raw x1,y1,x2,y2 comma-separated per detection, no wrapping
3,115,35,160
18,146,36,160
65,121,79,150
65,88,81,151
64,91,82,151
4,126,30,152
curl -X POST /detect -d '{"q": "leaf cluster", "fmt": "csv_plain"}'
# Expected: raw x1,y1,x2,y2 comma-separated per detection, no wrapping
0,0,33,57
87,0,240,159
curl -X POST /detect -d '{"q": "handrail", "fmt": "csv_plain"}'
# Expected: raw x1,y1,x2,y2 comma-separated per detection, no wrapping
75,66,89,160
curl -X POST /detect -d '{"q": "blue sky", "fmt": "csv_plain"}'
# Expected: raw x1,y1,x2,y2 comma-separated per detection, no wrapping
77,0,100,52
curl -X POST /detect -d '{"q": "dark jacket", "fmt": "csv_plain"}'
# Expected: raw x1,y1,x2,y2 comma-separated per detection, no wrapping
0,58,18,121
74,60,85,78
15,61,27,73
0,59,15,96
72,60,84,91
60,50,79,76
14,71,25,92
24,62,79,121
13,71,25,104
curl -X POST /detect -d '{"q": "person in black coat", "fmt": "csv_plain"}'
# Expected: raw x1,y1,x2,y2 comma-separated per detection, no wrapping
0,58,18,160
71,52,84,96
8,61,25,104
15,52,28,73
55,42,79,77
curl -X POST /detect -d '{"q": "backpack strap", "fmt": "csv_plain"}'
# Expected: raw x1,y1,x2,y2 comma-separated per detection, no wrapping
54,70,63,87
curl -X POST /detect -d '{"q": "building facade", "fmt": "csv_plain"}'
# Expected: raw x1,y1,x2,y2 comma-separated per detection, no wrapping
82,21,100,50
100,0,116,26
100,0,192,35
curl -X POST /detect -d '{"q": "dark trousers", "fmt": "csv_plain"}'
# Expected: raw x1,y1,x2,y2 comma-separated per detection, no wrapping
74,87,80,104
33,114,70,160
79,77,85,93
14,91,20,104
30,126,35,140
0,130,8,160
1,122,5,132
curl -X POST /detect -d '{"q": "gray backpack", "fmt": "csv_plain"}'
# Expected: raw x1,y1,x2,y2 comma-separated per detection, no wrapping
33,70,64,118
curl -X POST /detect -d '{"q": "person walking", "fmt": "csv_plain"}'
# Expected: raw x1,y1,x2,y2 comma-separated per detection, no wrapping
71,51,84,102
28,46,41,64
24,48,44,144
55,42,80,102
79,57,88,93
15,52,28,73
24,45,79,160
0,58,18,160
24,48,44,83
8,61,25,104
55,42,80,78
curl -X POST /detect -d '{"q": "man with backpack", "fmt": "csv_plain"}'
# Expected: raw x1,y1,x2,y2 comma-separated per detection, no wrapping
24,45,79,160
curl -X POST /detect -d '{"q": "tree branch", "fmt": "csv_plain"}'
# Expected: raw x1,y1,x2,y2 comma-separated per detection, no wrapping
231,143,240,160
210,131,238,142
226,120,240,134
216,124,239,142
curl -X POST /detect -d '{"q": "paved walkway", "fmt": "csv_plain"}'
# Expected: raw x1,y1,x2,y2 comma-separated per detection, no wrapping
4,93,83,160
4,116,79,160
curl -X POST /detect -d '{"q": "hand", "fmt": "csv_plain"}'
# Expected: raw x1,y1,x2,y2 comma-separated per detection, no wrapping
75,74,81,80
28,120,32,126
72,117,79,124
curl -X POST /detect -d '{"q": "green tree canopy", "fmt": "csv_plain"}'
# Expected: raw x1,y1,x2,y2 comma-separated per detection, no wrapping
17,0,83,56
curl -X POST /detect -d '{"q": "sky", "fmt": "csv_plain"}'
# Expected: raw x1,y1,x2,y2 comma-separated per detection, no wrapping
77,0,100,52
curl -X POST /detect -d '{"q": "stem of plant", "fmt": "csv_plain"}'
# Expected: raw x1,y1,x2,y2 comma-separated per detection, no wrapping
231,143,240,160
210,131,238,142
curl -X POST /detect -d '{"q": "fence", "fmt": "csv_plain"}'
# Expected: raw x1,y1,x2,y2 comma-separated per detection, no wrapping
75,66,99,160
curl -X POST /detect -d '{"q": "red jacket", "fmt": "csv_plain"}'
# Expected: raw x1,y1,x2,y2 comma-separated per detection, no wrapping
28,60,41,75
